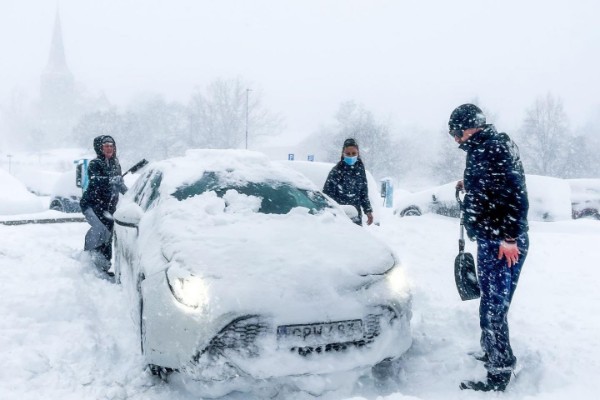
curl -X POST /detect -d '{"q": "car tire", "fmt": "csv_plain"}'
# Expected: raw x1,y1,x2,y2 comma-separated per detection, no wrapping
371,357,402,383
400,207,422,217
50,200,64,212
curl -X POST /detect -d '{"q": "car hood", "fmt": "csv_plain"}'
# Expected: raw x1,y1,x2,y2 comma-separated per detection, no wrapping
142,204,398,319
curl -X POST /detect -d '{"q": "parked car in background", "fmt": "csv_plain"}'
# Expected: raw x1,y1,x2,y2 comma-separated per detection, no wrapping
394,175,572,222
49,169,81,213
0,168,46,215
113,150,412,394
568,179,600,219
394,181,460,218
277,160,383,225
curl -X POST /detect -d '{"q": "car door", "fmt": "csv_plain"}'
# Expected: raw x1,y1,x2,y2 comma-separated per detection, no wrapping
115,169,162,285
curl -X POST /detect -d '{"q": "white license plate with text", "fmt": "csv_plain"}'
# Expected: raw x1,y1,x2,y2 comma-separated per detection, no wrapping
277,319,364,347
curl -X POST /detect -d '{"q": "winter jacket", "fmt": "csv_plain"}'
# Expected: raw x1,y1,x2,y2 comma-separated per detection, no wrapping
460,125,529,240
323,159,373,218
80,135,127,227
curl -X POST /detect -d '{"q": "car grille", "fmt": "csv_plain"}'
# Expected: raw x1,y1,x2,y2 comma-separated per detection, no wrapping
203,316,269,358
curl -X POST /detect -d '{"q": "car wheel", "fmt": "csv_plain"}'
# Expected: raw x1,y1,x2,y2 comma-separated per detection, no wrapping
400,207,421,217
371,357,402,383
50,200,64,212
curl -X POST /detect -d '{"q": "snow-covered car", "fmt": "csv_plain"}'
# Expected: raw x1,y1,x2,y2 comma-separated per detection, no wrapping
394,181,460,218
568,179,600,219
394,175,572,222
49,169,81,213
277,160,382,225
0,168,45,215
112,150,412,393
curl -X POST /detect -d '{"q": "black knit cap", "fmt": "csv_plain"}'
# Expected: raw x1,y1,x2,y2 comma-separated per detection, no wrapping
448,104,486,131
343,138,359,149
101,135,115,144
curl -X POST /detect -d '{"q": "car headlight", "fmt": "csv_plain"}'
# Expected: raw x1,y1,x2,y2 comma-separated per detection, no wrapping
386,263,409,294
166,265,208,309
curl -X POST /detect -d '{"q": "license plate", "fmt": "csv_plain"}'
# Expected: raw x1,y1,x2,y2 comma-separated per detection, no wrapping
277,319,364,346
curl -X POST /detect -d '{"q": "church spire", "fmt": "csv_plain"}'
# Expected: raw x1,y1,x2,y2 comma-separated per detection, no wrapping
45,7,71,75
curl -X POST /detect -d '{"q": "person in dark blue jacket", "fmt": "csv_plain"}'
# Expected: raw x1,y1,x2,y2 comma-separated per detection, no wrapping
323,138,374,226
80,135,127,275
449,104,529,392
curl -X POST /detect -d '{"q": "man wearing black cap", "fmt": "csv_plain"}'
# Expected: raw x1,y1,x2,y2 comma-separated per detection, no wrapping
323,138,374,226
80,135,127,276
448,104,529,392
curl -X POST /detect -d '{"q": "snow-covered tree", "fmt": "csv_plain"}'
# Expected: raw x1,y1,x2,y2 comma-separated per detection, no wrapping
320,101,396,179
519,93,570,177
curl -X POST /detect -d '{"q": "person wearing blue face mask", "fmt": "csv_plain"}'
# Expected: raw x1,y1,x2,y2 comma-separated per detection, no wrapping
323,138,374,226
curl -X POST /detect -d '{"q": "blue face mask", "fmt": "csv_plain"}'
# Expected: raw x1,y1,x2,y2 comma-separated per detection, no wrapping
343,156,358,166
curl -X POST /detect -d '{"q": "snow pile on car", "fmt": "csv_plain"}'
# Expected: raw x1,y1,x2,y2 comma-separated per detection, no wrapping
133,150,402,318
526,175,572,221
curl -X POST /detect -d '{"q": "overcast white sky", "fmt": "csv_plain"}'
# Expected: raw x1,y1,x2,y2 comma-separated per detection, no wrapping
1,0,599,142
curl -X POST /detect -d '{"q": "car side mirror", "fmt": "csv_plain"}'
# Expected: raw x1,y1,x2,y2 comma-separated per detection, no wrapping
114,203,143,228
340,204,359,220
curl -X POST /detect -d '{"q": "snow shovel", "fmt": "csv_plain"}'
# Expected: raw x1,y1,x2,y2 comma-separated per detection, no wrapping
454,188,480,301
122,159,149,177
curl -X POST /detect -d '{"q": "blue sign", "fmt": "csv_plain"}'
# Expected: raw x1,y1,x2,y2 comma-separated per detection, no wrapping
307,154,314,161
380,178,394,208
288,153,295,161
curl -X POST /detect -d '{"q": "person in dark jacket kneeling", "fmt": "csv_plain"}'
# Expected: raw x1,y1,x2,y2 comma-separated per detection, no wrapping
449,104,529,392
80,135,127,275
323,138,374,226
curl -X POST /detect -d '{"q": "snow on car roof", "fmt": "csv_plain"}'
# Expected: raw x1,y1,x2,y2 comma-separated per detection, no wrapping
151,149,318,194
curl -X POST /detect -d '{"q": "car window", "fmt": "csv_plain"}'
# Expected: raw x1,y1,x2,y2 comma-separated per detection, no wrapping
171,171,332,215
132,170,153,205
133,170,163,211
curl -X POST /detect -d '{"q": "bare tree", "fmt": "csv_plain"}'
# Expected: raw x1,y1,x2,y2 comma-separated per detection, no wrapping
318,101,396,179
72,97,188,163
188,78,283,149
519,93,570,177
431,128,465,183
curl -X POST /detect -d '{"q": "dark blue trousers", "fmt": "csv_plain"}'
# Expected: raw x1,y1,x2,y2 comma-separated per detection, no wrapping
477,233,529,374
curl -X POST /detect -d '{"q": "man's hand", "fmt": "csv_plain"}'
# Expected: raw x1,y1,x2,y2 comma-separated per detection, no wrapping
498,240,520,268
366,212,374,226
456,180,464,191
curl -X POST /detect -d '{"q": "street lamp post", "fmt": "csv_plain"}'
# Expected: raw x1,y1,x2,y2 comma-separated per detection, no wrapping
7,154,13,174
245,88,252,149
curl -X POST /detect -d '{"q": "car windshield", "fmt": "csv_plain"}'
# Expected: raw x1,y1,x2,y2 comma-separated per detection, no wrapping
171,171,332,215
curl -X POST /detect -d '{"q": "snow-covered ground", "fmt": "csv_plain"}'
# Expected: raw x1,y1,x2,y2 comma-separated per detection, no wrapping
1,210,599,399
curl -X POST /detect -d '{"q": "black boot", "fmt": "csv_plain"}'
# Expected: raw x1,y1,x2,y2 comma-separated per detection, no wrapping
460,371,511,392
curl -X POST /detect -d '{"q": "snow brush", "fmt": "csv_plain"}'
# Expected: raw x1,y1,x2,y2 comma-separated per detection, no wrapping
122,159,149,177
